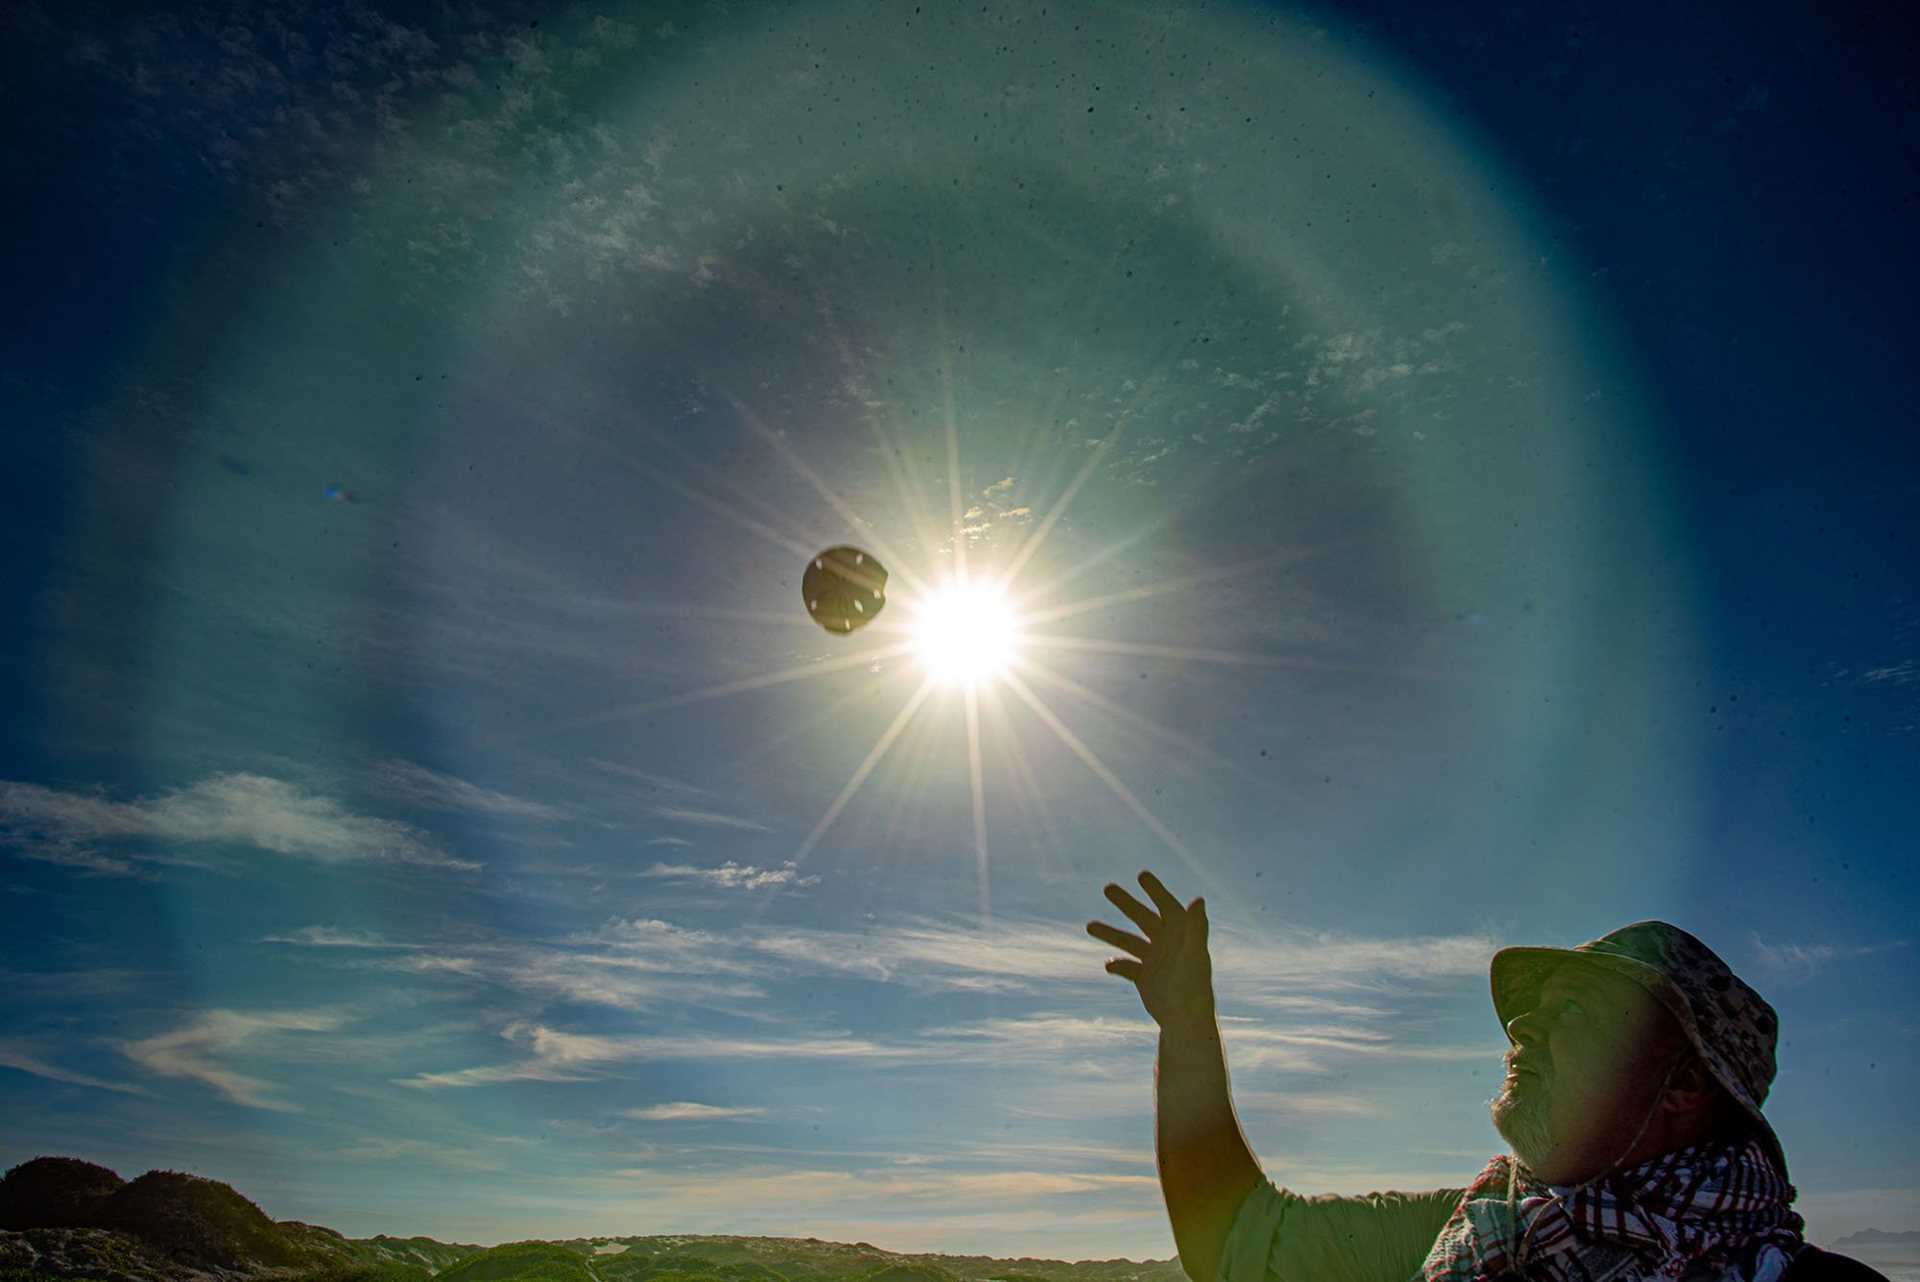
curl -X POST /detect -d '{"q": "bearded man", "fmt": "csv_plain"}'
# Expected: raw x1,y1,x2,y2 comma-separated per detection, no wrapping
1088,871,1884,1282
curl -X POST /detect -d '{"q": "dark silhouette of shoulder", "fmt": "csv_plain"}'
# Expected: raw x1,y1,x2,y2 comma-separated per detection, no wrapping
1782,1246,1892,1282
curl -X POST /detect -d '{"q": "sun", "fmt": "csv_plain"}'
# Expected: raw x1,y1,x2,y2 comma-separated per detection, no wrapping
912,579,1021,687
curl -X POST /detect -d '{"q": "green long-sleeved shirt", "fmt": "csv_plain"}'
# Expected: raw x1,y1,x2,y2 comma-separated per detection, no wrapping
1217,1178,1468,1282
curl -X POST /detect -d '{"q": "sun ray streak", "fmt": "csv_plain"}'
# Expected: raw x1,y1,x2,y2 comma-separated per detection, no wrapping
792,677,938,866
535,411,821,563
964,684,990,925
932,235,968,587
1013,656,1255,790
999,371,1169,587
531,643,914,738
1023,634,1438,680
982,684,1063,876
1011,508,1184,609
811,283,942,567
602,603,912,635
999,670,1216,893
725,393,932,599
1019,548,1336,629
722,676,898,778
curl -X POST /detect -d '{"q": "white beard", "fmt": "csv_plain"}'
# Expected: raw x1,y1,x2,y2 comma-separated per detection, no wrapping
1490,1072,1555,1175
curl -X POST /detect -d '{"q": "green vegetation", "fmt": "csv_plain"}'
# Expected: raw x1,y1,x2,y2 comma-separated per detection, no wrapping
437,1243,598,1282
0,1159,126,1231
91,1170,315,1270
1,1157,1185,1282
296,1256,438,1282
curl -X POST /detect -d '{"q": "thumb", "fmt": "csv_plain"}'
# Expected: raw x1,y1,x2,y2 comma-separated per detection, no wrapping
1190,896,1208,941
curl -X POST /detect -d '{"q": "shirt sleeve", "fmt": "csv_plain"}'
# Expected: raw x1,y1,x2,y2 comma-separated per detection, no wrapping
1217,1178,1467,1282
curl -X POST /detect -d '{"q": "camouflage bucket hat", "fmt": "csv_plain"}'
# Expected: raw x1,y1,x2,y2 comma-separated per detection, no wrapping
1489,920,1788,1180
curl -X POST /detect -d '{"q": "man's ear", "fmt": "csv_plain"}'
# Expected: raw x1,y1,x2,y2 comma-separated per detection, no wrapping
1659,1054,1717,1118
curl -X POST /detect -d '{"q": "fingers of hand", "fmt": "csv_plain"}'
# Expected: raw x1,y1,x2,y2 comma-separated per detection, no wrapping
1105,957,1145,984
1137,869,1184,918
1103,882,1163,936
1087,919,1152,959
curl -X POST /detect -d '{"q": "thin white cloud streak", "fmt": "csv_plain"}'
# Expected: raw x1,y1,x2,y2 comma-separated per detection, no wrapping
0,1044,148,1095
1748,933,1911,982
1235,1090,1381,1117
586,758,716,798
397,1003,1480,1094
1210,929,1498,986
646,805,772,833
325,1136,507,1172
1234,994,1396,1019
368,760,567,820
601,1165,1159,1207
915,1013,1481,1073
623,1102,768,1121
1,837,146,877
396,1022,919,1090
0,774,475,871
121,1008,352,1110
752,917,1496,997
258,926,419,949
266,914,1504,1046
642,860,818,890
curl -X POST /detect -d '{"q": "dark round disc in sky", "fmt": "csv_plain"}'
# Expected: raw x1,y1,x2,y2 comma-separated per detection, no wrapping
803,546,888,635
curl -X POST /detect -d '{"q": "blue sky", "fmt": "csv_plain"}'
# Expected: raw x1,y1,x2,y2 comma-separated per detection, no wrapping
2,0,1916,1261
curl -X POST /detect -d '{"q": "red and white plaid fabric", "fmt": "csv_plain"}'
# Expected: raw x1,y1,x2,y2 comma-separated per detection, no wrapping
1421,1139,1805,1282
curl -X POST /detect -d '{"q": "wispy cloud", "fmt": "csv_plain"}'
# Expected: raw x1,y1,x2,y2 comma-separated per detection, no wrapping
1235,1090,1380,1117
1212,928,1497,986
587,758,714,798
368,760,566,820
748,916,1108,990
0,1042,148,1095
646,805,772,833
265,913,1501,1037
642,860,818,891
268,917,767,1012
325,1135,507,1172
398,998,1483,1095
1748,933,1911,982
0,774,476,872
258,926,419,949
1859,660,1919,687
121,1008,353,1110
912,1012,1479,1074
601,1164,1158,1207
397,1021,919,1090
623,1102,768,1121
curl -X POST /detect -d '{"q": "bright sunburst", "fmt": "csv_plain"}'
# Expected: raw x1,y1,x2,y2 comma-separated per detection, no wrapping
912,580,1021,687
533,340,1318,921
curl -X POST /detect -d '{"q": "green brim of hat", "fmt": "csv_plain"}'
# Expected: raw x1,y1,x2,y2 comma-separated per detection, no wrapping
1489,944,1789,1181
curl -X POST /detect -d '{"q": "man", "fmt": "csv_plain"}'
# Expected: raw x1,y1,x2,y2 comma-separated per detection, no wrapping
1088,871,1879,1282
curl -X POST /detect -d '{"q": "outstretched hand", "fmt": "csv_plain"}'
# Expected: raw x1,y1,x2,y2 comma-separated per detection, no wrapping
1088,869,1216,1030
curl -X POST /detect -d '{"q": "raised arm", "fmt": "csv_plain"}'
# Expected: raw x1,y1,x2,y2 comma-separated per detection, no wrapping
1090,871,1263,1282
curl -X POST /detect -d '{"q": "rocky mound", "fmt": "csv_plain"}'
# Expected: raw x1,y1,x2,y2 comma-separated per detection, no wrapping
0,1225,178,1282
0,1156,128,1230
90,1169,317,1271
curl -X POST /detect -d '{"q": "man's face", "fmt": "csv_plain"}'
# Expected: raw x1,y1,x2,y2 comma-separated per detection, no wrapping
1489,962,1685,1185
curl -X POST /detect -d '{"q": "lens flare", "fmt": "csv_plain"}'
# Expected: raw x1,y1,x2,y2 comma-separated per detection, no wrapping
913,581,1020,686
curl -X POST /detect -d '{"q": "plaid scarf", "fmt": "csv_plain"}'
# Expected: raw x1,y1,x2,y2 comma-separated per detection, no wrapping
1419,1140,1805,1282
